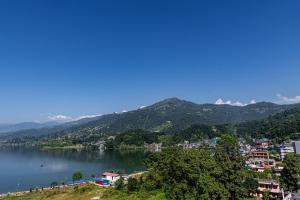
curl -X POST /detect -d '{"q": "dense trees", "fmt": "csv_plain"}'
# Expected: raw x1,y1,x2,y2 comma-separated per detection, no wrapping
172,124,226,143
106,125,231,149
143,135,258,200
114,177,124,190
237,108,300,142
146,147,228,199
127,177,139,193
214,135,246,199
281,153,300,192
106,129,163,149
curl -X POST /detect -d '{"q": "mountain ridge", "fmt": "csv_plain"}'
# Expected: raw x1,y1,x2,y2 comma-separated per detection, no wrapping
2,98,300,139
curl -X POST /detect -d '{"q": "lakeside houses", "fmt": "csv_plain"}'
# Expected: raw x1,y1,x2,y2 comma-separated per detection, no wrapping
94,140,106,151
178,140,202,149
102,172,120,184
148,142,162,152
177,137,218,150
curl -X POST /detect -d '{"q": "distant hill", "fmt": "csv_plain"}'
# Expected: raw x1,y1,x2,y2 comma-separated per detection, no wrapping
237,107,300,142
0,121,61,133
2,97,299,139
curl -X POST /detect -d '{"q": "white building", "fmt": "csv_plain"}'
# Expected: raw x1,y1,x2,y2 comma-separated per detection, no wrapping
280,145,295,160
292,141,300,154
102,172,120,183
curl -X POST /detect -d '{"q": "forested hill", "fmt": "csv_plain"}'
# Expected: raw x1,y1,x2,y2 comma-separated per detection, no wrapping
3,98,300,139
237,107,300,142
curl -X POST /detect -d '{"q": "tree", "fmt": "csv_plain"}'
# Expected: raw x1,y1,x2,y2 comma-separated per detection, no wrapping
281,153,300,192
50,181,58,188
72,171,83,181
262,190,270,200
214,134,246,200
243,177,258,197
115,177,124,190
145,148,229,199
127,177,139,192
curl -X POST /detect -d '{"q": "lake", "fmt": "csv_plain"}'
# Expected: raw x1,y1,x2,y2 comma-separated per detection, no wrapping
0,147,148,194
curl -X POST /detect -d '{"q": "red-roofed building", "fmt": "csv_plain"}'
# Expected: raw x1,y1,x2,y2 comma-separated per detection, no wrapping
102,172,120,183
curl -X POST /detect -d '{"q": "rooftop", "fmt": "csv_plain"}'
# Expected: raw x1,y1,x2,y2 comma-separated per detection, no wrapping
102,172,119,177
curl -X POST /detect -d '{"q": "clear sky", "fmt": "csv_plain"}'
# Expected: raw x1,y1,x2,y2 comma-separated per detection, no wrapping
0,0,300,123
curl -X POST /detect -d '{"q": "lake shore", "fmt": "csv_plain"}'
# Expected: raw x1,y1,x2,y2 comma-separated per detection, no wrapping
0,171,147,198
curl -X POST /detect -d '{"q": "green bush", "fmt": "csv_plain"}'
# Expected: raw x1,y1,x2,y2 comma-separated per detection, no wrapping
127,177,139,192
72,171,83,181
115,177,124,190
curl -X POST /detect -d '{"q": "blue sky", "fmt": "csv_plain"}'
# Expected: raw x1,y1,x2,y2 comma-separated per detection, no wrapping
0,0,300,123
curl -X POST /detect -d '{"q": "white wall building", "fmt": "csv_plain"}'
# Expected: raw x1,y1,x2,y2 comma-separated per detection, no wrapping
280,145,295,160
102,172,120,183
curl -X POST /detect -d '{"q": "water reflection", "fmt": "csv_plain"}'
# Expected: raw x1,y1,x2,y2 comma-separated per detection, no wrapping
0,147,148,193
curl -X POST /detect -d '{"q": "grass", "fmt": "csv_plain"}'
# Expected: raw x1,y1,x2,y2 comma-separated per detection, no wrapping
1,184,166,200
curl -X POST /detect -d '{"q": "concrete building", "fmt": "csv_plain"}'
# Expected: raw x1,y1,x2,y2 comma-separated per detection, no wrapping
257,179,281,200
280,145,295,160
293,141,300,154
102,172,120,183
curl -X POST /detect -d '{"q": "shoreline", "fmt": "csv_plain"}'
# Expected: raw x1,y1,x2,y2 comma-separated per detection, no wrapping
0,171,147,198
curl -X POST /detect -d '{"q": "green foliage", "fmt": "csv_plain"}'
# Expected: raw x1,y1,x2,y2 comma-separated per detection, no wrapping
237,107,300,142
4,98,295,141
142,134,259,199
146,147,229,199
262,190,270,200
107,129,163,149
72,171,83,181
172,124,223,143
140,171,163,191
127,177,139,192
256,169,276,180
242,177,258,197
214,134,246,199
281,153,300,192
74,184,94,194
114,177,124,190
50,181,58,188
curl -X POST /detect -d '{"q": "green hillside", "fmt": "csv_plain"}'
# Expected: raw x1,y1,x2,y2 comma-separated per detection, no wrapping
2,98,299,139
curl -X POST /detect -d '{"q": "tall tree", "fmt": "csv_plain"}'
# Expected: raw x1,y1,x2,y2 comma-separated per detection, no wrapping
146,148,228,199
214,134,246,199
281,153,300,192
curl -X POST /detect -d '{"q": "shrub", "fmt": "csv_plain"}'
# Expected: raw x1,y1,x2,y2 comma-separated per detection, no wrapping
115,177,124,190
127,177,139,192
72,171,83,181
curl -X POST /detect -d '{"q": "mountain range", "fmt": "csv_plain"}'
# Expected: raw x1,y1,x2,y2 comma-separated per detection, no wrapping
0,121,61,133
1,97,300,139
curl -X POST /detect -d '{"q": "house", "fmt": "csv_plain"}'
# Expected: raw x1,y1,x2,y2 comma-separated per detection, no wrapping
257,179,281,200
148,143,162,152
250,150,269,160
280,144,295,160
102,172,120,183
95,140,106,151
284,193,300,200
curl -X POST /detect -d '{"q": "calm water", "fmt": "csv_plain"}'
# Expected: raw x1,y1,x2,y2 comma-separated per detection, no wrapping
0,147,148,194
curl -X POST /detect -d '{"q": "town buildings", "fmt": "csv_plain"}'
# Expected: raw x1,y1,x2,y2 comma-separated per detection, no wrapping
280,144,295,160
257,179,281,200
